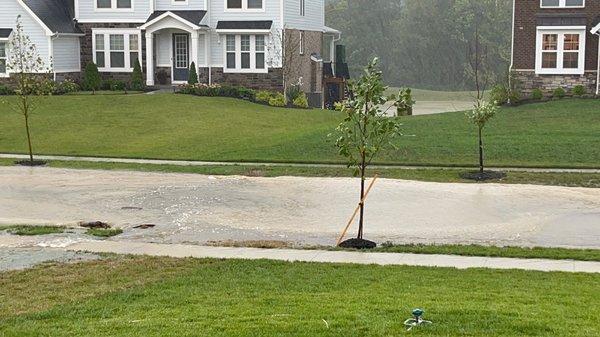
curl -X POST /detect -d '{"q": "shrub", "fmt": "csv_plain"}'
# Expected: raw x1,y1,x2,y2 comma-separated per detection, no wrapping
54,79,80,95
286,84,302,103
237,86,256,101
268,93,286,107
110,80,126,91
489,85,509,105
83,62,102,93
0,84,14,95
553,87,566,99
572,85,586,97
531,88,544,100
293,92,309,108
130,60,144,91
256,90,275,103
188,62,198,85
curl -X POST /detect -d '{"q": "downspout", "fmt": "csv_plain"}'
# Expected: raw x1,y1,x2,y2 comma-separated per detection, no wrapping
207,0,212,85
508,0,516,99
596,33,600,96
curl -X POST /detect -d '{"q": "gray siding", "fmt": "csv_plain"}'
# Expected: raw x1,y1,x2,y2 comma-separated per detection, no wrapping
77,0,151,22
155,0,206,11
284,0,324,32
0,0,51,67
52,36,81,72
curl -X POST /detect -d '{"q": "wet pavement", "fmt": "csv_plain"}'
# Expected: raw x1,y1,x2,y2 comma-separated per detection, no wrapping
0,247,100,272
0,166,599,249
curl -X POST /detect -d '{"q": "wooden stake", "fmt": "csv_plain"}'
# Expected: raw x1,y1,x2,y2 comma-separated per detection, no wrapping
336,175,379,246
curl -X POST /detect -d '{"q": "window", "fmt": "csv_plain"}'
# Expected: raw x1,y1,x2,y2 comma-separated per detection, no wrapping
536,28,585,74
95,34,105,68
224,34,268,73
300,0,306,16
172,0,188,4
540,0,584,8
226,35,236,69
0,42,6,75
93,29,141,72
96,0,133,10
226,0,263,10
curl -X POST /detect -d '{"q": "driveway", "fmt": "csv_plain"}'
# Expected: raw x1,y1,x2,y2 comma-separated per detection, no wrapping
0,167,598,248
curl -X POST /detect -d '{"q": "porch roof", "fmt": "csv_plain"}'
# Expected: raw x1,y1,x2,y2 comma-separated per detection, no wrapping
141,10,208,30
0,29,12,38
22,0,83,35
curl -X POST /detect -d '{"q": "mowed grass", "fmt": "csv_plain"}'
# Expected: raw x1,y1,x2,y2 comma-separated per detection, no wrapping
1,256,599,336
0,94,598,167
0,225,65,236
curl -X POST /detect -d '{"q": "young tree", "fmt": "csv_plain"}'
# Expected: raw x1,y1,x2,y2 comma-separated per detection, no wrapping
83,62,102,94
130,60,144,91
466,100,497,175
331,58,402,248
5,16,52,165
188,62,198,85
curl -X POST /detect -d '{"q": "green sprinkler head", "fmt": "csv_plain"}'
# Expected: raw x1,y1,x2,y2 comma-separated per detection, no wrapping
412,309,424,318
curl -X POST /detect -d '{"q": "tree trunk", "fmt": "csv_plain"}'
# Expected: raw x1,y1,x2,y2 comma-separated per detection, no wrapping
24,114,33,163
357,151,366,239
478,126,484,174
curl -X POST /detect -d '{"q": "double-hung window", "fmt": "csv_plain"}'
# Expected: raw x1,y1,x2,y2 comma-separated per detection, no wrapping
96,0,133,10
93,29,141,72
226,0,263,11
224,34,268,73
535,27,586,75
0,41,7,76
540,0,584,8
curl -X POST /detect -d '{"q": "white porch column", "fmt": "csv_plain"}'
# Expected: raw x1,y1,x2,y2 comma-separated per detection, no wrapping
146,33,154,86
191,30,199,75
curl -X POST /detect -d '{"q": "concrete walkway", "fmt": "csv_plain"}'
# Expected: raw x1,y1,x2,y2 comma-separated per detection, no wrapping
2,236,597,273
1,153,598,173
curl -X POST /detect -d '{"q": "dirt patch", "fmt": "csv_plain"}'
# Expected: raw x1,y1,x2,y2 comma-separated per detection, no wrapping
460,171,507,181
15,160,47,167
339,238,377,249
133,224,156,229
79,221,111,229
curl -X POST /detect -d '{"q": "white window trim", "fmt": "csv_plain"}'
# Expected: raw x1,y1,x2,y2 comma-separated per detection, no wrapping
92,28,141,73
0,40,8,78
224,0,265,12
535,26,586,75
223,34,268,74
540,0,585,8
171,0,189,5
94,0,135,12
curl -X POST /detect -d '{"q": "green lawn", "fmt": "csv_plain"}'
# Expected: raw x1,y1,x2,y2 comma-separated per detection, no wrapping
0,225,65,236
0,94,598,168
1,256,599,336
2,158,599,188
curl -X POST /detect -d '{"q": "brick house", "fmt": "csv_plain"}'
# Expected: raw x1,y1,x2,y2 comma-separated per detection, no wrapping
511,0,600,96
0,0,344,104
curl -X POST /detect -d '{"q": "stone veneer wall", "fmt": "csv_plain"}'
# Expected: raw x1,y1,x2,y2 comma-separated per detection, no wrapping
78,23,146,83
198,67,284,91
284,29,324,94
515,71,597,96
155,66,172,85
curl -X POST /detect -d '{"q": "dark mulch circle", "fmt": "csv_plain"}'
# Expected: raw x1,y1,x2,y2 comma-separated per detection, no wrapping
339,238,377,249
15,160,47,167
460,170,507,181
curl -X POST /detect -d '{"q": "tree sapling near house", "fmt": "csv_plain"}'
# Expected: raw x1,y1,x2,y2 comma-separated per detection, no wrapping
130,60,144,91
331,58,402,249
83,62,102,94
188,62,199,85
4,16,52,166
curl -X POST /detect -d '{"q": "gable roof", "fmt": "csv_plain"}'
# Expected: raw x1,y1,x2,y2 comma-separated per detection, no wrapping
216,21,273,31
144,10,208,28
21,0,82,35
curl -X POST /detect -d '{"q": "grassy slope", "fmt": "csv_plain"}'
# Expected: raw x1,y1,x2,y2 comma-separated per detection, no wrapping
1,256,599,336
0,94,598,167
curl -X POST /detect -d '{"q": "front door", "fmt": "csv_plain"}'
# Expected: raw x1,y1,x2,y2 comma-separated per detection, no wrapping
172,33,190,82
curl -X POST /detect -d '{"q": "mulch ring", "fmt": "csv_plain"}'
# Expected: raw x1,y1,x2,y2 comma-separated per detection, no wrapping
460,170,507,181
15,160,47,167
338,238,378,250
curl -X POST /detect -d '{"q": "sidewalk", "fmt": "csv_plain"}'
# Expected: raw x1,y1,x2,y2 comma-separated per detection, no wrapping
62,240,600,274
2,153,599,173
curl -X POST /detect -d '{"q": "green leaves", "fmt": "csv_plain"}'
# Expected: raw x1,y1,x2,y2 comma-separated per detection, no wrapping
466,100,498,129
331,58,403,172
